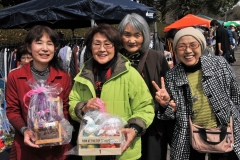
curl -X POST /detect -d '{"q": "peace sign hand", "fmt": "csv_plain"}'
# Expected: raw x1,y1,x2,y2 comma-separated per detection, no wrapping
152,77,171,107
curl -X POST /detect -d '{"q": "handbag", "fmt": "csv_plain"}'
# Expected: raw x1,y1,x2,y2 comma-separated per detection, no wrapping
229,49,236,63
189,116,234,153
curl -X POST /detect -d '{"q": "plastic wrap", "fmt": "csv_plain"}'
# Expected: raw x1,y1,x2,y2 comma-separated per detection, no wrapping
66,108,127,156
23,79,73,147
81,110,126,148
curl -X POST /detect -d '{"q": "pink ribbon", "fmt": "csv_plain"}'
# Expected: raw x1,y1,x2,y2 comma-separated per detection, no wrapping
96,98,105,113
23,87,48,108
35,108,50,118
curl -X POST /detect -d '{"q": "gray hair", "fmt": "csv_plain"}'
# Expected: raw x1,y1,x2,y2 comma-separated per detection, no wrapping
118,13,150,53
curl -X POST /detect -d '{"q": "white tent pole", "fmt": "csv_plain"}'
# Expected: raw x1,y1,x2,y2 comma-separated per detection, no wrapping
91,19,95,28
154,21,157,33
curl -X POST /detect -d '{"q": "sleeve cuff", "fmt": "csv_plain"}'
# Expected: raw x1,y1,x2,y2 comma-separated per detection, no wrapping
159,105,175,120
20,126,28,136
129,124,142,136
125,117,146,136
74,101,87,120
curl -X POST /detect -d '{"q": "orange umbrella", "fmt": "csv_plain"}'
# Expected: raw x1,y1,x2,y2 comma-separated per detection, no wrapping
164,14,211,32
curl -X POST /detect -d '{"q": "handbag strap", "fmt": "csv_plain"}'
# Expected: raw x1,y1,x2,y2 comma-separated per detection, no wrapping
195,125,228,145
184,83,232,145
137,49,149,73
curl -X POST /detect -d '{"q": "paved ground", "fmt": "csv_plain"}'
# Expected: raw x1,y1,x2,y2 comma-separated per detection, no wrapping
166,46,240,160
231,46,240,82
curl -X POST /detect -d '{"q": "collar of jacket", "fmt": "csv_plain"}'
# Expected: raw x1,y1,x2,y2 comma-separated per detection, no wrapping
172,56,215,87
78,52,130,84
17,62,63,82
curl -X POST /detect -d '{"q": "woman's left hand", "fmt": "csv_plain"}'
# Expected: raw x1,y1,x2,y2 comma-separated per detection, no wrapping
120,128,136,152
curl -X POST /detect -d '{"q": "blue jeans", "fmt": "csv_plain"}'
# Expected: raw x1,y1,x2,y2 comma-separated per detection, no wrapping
223,50,230,63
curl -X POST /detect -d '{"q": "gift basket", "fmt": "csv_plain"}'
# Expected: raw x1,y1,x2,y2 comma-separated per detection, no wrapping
0,89,15,152
76,106,127,156
24,79,73,147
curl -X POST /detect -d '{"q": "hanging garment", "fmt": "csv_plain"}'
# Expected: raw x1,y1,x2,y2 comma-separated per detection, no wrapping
4,48,7,81
0,49,5,74
59,46,71,72
79,46,86,69
10,50,17,70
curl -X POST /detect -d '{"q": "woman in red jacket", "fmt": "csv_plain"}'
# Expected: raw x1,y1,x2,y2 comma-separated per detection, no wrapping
6,25,72,160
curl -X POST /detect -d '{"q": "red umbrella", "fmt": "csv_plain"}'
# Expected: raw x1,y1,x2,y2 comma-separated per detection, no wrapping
164,14,211,32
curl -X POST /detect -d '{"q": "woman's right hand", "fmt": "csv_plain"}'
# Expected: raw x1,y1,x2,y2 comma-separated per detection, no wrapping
152,77,176,111
24,129,39,148
152,77,172,107
82,98,105,113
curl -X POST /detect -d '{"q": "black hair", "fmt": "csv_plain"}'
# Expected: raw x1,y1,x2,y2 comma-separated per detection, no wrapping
165,28,179,39
84,24,121,54
16,44,31,62
25,25,63,71
210,20,220,27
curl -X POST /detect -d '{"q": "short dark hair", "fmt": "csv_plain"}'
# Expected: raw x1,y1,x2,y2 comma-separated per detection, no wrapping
210,20,220,27
25,25,63,70
165,28,179,39
25,25,59,47
16,45,31,62
84,24,121,54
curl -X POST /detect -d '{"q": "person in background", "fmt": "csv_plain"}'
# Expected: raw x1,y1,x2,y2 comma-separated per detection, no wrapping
201,28,215,56
230,25,238,49
210,20,231,63
6,25,72,160
16,45,33,67
229,25,238,64
69,24,154,160
165,28,179,65
118,13,173,160
152,27,240,160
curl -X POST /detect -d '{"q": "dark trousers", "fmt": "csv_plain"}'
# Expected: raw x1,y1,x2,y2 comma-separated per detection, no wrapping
0,148,10,160
160,120,175,160
189,146,238,160
141,130,162,160
141,119,175,160
223,50,230,63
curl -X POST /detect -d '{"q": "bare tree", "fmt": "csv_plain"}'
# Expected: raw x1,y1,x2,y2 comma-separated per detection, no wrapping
140,0,239,23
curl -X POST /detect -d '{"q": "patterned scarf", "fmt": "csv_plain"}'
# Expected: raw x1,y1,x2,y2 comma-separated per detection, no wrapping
93,56,117,97
121,49,142,69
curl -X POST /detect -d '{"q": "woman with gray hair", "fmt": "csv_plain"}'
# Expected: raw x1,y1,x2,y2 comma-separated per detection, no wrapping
152,27,240,160
118,13,173,160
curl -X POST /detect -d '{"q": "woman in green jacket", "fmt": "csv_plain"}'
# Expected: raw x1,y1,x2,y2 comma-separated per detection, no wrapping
69,24,155,160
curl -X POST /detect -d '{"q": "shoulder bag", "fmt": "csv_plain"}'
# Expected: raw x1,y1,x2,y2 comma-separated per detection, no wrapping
189,116,234,153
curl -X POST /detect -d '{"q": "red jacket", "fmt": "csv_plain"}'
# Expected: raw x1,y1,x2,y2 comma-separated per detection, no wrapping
6,63,72,160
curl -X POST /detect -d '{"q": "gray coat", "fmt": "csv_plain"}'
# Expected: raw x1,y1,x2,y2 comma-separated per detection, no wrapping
161,55,240,159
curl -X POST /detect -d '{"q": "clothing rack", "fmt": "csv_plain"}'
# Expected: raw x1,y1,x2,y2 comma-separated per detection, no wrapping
0,44,22,50
58,37,85,48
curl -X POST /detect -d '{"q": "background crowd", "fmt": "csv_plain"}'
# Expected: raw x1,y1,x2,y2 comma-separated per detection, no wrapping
0,10,240,160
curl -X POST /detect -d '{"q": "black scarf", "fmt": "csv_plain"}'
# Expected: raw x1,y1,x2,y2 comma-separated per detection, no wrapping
182,58,201,73
121,48,143,68
93,55,117,97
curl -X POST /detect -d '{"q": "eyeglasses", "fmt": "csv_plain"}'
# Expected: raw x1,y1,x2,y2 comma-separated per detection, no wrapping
92,42,114,49
177,42,200,51
21,56,33,60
